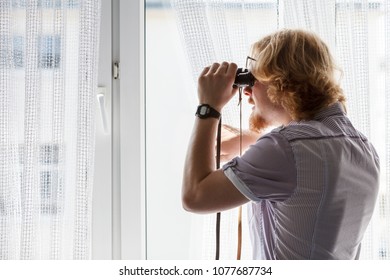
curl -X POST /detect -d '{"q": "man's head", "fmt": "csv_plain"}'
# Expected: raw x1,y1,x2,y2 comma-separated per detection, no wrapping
249,29,346,122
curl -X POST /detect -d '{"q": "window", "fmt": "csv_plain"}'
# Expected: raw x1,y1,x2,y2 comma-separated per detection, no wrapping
10,36,61,69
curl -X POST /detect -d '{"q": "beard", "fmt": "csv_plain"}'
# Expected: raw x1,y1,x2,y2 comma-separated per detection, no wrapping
249,111,269,133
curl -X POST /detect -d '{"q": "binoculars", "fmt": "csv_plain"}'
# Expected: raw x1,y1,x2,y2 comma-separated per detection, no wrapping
233,68,255,88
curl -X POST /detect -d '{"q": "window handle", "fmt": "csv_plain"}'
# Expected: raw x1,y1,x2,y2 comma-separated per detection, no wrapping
97,87,109,134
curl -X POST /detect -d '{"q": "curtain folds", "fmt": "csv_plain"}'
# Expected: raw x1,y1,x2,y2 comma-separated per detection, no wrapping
0,0,101,259
171,0,390,260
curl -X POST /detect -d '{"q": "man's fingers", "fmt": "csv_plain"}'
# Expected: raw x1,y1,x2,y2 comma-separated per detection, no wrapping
199,66,210,76
201,62,237,76
226,62,238,77
215,61,229,74
207,62,220,75
200,62,220,77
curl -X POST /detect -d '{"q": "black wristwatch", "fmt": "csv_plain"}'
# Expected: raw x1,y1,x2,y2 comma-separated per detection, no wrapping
195,104,221,119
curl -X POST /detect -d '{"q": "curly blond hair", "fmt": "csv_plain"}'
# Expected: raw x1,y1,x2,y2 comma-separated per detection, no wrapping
250,29,346,120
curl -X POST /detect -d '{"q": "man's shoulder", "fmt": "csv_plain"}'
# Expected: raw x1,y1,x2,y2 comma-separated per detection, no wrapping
271,121,326,142
269,115,367,143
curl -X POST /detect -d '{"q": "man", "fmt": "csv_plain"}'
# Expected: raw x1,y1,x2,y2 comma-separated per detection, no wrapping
182,29,380,260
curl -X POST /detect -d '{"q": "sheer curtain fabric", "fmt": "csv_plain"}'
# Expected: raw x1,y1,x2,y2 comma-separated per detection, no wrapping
0,0,101,259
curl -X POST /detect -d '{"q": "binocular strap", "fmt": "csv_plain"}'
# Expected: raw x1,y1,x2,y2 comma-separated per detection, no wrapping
215,90,243,260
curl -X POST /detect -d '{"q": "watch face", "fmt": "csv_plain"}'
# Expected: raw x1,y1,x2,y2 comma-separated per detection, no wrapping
199,106,209,115
196,104,220,119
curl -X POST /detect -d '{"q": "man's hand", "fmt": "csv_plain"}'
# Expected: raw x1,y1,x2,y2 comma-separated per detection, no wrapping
198,62,238,112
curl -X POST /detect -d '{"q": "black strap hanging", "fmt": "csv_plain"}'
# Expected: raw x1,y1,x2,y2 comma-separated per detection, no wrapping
214,88,244,260
215,117,222,260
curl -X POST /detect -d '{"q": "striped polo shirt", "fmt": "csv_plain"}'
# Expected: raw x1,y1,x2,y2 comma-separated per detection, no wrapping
223,102,380,259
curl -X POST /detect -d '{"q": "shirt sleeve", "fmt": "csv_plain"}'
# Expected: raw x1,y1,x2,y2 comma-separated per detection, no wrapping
222,131,296,202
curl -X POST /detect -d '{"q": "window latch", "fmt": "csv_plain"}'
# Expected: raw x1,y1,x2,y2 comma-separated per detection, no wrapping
113,62,120,79
97,86,109,134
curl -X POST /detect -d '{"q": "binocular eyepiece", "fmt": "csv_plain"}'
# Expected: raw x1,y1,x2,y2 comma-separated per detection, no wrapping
233,68,255,88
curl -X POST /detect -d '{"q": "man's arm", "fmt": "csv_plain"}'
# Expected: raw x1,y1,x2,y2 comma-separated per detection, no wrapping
220,124,262,162
182,62,249,214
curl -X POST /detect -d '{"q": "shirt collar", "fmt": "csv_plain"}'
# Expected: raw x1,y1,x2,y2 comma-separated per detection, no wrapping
313,102,346,121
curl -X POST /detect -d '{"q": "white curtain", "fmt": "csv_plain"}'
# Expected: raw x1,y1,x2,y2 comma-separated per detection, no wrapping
171,0,390,260
0,0,101,259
